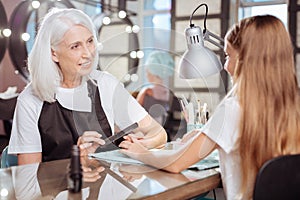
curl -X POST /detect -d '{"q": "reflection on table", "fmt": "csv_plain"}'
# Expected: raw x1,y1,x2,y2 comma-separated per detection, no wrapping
0,155,221,200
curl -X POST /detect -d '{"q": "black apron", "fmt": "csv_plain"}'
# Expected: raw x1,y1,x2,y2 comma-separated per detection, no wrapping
38,80,114,162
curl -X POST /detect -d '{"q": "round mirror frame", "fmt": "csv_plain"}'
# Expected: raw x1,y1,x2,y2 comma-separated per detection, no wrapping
93,13,139,86
0,2,8,63
8,0,74,81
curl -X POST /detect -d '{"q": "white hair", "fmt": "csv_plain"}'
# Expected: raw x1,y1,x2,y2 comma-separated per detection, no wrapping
28,8,99,102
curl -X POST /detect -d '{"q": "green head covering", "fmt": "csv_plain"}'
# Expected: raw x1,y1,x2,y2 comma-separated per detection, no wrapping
145,51,175,79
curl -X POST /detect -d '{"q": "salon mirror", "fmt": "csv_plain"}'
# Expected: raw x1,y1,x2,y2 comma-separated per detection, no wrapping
8,0,75,81
0,2,8,63
93,11,139,86
8,1,139,87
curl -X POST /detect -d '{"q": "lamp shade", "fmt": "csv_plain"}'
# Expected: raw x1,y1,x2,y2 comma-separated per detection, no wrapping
179,26,222,79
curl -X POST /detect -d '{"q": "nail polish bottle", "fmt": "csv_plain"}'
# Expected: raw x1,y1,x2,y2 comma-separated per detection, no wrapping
68,145,82,193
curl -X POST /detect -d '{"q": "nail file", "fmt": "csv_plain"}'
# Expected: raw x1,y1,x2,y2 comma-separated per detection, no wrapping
103,122,138,145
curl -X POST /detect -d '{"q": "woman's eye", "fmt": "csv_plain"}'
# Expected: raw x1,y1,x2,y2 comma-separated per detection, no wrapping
88,38,94,44
71,44,79,49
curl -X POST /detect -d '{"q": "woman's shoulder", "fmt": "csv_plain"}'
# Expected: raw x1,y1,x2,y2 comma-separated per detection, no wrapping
17,83,43,107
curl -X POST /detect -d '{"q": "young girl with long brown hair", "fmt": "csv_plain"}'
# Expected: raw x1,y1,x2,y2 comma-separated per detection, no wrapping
120,15,300,199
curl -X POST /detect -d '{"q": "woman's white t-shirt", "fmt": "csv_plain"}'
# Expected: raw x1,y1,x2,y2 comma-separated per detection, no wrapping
8,70,147,154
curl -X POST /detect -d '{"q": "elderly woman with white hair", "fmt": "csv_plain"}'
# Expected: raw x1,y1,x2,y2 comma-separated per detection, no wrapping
8,8,167,165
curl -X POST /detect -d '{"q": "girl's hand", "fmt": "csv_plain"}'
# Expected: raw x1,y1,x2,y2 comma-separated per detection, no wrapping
123,132,162,149
119,136,148,156
77,131,105,156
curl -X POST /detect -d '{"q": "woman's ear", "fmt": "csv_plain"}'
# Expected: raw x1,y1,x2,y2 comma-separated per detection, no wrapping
51,49,59,62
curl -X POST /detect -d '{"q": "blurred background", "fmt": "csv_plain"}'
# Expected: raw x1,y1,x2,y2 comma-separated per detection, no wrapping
0,0,296,147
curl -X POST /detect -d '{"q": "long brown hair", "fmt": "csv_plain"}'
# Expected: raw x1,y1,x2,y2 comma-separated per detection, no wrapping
227,15,300,196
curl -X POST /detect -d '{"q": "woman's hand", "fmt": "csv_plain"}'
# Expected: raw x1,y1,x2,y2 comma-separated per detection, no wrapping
120,170,143,182
134,114,168,149
77,131,105,156
80,157,105,182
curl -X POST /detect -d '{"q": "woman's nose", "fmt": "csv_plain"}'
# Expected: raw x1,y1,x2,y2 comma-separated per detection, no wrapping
82,45,94,57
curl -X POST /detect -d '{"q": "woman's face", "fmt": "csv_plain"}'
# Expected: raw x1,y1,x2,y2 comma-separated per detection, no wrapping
51,25,96,81
223,40,238,76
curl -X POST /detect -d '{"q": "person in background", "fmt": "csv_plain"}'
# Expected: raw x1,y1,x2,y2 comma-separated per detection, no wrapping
0,96,17,138
8,8,167,165
120,15,300,199
136,50,186,141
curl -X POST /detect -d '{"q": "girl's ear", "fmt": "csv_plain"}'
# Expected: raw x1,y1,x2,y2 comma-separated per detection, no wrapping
51,49,59,62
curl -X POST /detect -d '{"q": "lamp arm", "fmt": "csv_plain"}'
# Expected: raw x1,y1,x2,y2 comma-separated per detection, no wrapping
203,30,224,49
189,3,208,31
